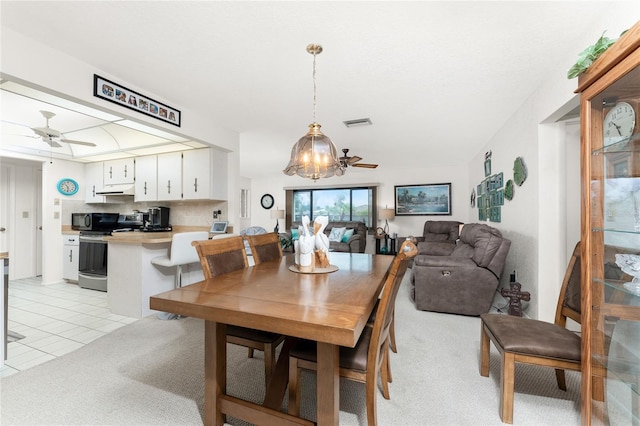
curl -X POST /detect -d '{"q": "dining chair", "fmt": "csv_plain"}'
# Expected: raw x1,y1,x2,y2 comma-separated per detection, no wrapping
479,242,582,424
191,236,286,386
244,232,283,264
288,240,418,426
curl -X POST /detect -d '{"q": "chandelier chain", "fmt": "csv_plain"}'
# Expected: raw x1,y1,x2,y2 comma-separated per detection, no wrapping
312,49,317,123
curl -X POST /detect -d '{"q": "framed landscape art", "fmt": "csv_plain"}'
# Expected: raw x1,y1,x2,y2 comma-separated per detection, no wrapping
394,183,452,216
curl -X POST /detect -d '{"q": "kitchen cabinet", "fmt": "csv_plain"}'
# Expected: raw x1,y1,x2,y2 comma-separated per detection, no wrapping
156,152,182,201
576,21,640,425
182,148,228,200
134,155,157,202
84,162,105,203
62,235,79,282
104,158,134,185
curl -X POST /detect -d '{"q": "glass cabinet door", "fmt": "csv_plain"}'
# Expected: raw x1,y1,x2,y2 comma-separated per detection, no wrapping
584,50,640,425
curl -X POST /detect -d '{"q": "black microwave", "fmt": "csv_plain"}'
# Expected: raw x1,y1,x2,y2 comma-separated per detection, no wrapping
77,213,119,232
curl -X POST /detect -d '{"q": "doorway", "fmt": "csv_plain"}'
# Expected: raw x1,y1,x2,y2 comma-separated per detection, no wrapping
0,158,43,279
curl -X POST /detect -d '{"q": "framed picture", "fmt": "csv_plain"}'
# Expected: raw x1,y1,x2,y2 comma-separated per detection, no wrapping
93,74,181,127
394,183,452,216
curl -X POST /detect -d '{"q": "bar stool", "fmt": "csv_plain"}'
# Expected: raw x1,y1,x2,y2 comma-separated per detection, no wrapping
151,231,209,319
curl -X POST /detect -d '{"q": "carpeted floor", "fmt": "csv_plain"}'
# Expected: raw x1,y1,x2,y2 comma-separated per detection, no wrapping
0,273,582,425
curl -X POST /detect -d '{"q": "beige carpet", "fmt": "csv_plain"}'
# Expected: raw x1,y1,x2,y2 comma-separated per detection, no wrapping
0,274,581,425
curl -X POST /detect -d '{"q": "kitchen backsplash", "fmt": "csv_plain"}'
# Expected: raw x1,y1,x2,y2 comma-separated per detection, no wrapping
61,200,228,227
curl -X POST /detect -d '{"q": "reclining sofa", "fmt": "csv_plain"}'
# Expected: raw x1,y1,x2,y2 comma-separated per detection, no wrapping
410,223,511,316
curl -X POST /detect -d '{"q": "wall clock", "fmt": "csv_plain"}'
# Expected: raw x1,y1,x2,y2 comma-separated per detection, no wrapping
260,193,274,209
603,101,636,146
57,178,79,196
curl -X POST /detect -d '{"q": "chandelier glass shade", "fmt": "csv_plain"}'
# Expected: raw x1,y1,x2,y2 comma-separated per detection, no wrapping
283,44,343,181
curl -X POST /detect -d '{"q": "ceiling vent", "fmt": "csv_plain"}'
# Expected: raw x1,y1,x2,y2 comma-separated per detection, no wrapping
343,118,372,128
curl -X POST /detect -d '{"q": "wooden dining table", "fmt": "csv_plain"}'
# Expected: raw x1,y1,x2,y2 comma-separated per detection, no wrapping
150,252,393,426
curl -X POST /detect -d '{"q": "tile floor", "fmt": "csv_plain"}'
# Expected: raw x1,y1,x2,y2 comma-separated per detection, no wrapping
1,277,138,378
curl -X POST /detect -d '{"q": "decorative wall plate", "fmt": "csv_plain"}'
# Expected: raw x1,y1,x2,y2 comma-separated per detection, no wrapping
504,179,515,200
513,157,528,186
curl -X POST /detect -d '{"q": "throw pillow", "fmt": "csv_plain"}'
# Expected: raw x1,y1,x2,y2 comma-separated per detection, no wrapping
328,227,346,242
341,228,354,243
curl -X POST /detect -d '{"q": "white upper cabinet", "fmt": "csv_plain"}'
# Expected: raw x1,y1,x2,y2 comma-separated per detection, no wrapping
156,152,182,201
134,156,157,202
104,158,135,185
182,148,227,200
84,162,105,203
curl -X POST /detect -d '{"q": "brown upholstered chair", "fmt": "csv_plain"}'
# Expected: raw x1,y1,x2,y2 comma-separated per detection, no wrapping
244,232,283,264
479,242,582,424
192,236,285,386
288,240,418,426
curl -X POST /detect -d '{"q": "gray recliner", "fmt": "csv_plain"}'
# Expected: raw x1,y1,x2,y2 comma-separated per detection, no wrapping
410,223,511,316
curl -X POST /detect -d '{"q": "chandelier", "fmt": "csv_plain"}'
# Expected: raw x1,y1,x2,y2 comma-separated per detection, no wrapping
283,44,343,181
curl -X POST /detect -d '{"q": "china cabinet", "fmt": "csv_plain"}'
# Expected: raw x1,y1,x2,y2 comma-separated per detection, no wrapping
576,21,640,424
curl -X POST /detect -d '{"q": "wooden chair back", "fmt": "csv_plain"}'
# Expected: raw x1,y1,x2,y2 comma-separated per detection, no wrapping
192,236,248,279
244,232,283,264
555,241,582,326
370,240,418,369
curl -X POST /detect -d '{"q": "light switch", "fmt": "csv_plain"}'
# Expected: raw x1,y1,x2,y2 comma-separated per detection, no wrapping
53,212,60,219
54,198,60,205
22,211,29,218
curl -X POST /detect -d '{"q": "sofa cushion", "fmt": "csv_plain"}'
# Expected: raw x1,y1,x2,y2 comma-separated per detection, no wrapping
328,227,346,242
342,228,354,243
459,224,504,268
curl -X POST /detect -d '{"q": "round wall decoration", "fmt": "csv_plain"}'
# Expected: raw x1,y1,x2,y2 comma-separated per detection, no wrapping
513,157,528,186
260,193,274,209
504,179,515,200
56,178,79,196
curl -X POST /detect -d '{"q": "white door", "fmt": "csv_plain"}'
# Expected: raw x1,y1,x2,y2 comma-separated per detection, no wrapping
36,167,43,276
0,164,9,254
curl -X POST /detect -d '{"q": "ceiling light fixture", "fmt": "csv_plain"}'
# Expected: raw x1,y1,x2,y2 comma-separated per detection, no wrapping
343,118,372,127
283,44,343,181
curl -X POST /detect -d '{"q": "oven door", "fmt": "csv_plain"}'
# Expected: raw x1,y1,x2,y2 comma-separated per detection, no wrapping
78,236,108,277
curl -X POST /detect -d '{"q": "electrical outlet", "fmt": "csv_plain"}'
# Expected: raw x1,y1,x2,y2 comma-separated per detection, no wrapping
213,211,218,219
53,211,60,219
510,270,517,282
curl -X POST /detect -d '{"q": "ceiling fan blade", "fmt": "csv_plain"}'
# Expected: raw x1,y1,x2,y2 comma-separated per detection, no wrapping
347,155,362,164
352,163,378,169
60,138,97,147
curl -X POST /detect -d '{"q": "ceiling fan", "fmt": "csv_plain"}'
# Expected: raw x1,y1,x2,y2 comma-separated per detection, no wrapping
339,148,378,169
30,110,96,147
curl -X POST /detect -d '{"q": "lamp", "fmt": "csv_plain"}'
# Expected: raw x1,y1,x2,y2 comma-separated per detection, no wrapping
271,209,285,233
283,44,343,181
379,207,395,235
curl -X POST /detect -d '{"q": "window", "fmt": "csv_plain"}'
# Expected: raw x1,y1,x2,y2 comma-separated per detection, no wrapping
289,187,375,227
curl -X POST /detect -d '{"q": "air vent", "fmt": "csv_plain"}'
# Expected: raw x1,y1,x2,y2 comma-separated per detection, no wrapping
343,118,372,128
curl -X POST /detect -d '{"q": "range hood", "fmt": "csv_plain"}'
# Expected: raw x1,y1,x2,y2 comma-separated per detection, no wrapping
96,184,135,196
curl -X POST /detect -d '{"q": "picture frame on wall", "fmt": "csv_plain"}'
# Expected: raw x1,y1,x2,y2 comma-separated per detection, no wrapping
394,183,452,216
93,74,181,127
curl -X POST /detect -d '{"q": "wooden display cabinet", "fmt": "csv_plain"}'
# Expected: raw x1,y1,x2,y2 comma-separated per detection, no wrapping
576,21,640,425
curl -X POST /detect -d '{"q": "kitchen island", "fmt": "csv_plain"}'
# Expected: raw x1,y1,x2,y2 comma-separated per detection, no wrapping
105,229,209,318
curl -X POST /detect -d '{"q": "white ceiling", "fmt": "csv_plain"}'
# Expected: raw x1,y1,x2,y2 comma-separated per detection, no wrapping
0,1,631,178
